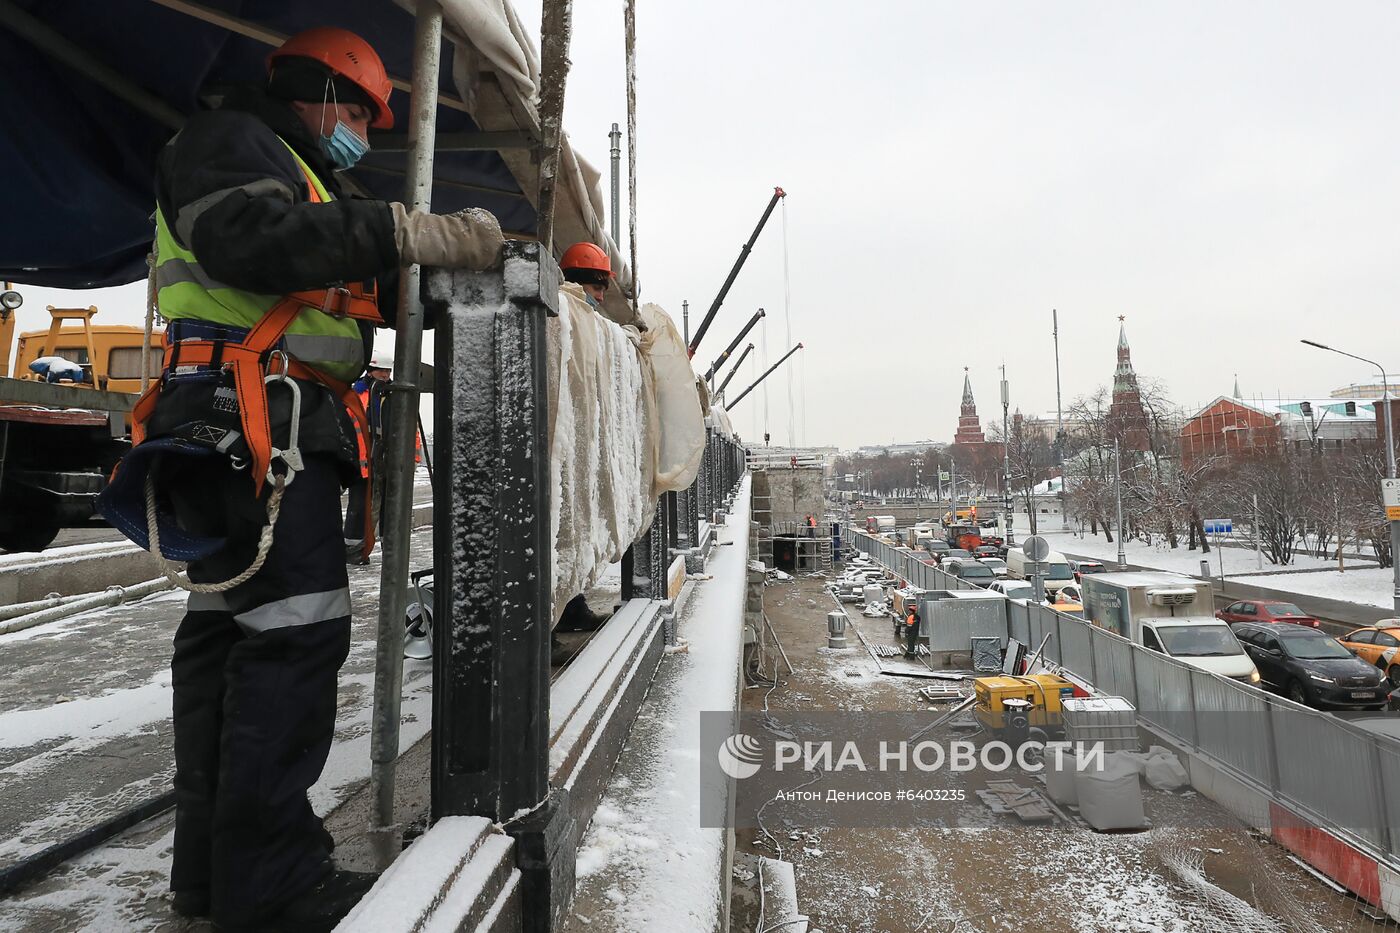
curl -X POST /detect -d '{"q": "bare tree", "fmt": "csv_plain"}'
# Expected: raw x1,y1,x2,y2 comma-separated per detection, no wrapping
1225,450,1303,565
990,413,1055,534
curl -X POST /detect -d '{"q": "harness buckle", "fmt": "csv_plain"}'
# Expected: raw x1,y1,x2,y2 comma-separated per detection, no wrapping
263,370,305,487
321,286,352,320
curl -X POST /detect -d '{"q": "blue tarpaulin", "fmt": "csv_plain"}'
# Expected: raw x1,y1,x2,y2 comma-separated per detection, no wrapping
0,0,535,289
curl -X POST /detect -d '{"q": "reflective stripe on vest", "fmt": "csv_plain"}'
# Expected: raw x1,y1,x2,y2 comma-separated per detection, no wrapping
154,140,365,382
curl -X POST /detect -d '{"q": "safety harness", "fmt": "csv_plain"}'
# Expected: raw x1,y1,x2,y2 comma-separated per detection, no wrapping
110,158,384,590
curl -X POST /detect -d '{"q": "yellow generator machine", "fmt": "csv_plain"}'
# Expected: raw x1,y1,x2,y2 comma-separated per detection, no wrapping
973,674,1077,741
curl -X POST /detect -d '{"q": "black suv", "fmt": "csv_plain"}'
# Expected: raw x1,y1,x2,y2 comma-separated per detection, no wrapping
1233,622,1387,710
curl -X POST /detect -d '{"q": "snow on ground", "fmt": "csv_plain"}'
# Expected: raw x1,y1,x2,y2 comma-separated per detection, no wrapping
1233,566,1396,612
0,525,435,875
1027,518,1373,577
567,480,751,932
0,541,137,569
0,669,171,769
1025,516,1394,611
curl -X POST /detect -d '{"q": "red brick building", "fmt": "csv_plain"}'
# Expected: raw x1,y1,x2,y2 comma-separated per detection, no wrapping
1179,397,1280,465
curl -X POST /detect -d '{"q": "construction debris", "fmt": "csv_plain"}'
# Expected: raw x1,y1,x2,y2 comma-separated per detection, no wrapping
867,643,929,658
977,780,1056,823
918,684,969,703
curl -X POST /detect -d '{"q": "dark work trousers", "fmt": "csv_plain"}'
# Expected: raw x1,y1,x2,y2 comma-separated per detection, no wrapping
165,453,351,926
343,473,369,548
905,619,919,657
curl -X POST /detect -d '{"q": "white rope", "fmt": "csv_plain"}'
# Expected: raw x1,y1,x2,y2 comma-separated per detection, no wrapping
760,315,770,444
780,198,795,448
145,469,285,593
625,0,638,307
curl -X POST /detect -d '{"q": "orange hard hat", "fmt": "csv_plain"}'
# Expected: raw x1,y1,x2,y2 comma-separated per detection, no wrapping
559,241,613,277
269,27,395,129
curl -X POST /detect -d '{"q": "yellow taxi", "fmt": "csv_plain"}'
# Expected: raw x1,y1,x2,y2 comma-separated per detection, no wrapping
1337,623,1400,688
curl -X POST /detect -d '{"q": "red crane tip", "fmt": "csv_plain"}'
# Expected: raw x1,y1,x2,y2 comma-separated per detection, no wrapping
775,187,786,197
798,342,805,349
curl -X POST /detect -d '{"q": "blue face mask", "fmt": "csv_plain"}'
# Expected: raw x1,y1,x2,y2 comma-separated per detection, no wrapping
320,120,369,171
582,290,600,309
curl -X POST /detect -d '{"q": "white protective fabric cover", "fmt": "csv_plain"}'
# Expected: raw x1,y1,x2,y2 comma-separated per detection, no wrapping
707,403,736,440
636,302,706,495
546,289,707,621
1073,752,1148,831
1142,747,1190,791
417,0,636,323
547,285,655,622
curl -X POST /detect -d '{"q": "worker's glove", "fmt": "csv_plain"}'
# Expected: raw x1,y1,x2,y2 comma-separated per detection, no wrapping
390,203,503,270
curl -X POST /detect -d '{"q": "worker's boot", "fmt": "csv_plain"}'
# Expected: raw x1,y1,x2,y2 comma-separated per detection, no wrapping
221,869,379,933
172,889,210,918
555,593,611,632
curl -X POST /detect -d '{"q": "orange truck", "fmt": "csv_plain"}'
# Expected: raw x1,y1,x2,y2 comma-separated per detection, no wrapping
0,286,162,551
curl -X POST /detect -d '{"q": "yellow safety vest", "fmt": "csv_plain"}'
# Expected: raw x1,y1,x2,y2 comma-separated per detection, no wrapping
153,140,366,382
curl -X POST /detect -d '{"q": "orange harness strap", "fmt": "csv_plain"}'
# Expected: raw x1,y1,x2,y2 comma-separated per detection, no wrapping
155,323,377,557
132,159,383,556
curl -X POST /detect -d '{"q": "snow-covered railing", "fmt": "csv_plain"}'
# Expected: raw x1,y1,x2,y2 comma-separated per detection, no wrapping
346,246,749,933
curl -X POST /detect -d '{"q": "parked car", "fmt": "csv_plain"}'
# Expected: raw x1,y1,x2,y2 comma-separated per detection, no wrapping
944,558,995,584
1216,600,1320,628
1069,559,1107,582
1233,622,1387,709
922,539,952,564
978,557,1009,578
1337,623,1400,688
988,579,1034,600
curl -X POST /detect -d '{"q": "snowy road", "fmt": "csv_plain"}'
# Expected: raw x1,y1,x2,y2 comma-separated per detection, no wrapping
0,525,436,878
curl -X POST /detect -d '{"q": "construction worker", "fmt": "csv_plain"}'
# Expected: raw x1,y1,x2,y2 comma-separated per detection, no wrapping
559,240,613,309
96,26,502,932
552,242,615,646
343,352,392,563
904,605,921,658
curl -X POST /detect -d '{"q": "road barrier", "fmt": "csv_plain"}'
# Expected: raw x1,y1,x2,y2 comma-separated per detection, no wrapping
847,526,1400,919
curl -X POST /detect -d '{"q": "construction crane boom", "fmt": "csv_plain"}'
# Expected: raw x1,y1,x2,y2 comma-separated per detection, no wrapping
687,186,785,357
702,308,765,384
727,342,803,409
715,342,754,399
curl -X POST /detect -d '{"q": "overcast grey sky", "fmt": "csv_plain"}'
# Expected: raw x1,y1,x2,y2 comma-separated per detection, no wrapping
16,1,1400,451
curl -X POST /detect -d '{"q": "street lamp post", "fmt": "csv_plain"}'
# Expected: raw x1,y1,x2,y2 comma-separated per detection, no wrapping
1301,340,1399,613
1114,439,1126,569
1001,366,1012,544
1054,309,1068,531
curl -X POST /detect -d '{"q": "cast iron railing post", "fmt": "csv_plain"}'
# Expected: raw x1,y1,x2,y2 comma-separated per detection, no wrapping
427,242,573,931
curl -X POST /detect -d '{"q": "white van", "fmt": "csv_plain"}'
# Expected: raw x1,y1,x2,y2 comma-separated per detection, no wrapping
1082,572,1260,684
1004,548,1075,596
1138,617,1260,683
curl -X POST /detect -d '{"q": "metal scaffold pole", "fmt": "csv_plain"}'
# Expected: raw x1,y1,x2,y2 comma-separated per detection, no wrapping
609,121,621,242
367,0,442,867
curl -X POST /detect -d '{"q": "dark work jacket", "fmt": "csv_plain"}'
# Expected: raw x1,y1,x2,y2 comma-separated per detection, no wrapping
148,87,402,479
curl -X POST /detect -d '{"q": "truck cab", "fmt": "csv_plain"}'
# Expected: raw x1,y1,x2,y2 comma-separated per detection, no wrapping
1081,572,1259,683
0,297,162,551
